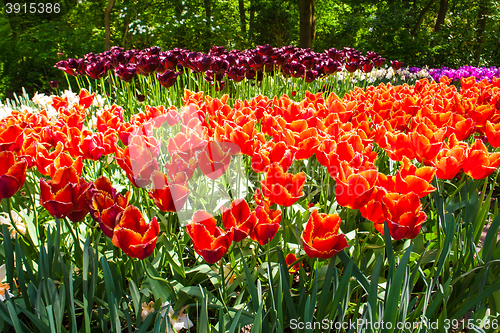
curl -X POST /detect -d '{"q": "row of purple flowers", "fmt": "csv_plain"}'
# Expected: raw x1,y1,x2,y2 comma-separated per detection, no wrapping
409,66,500,83
55,45,404,88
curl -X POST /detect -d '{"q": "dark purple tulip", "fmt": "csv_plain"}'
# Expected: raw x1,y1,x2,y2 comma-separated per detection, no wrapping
245,68,256,80
289,61,306,78
205,70,225,83
137,54,160,75
304,70,318,83
366,51,379,60
209,46,227,57
391,60,404,71
157,70,181,88
327,48,344,62
256,44,274,57
323,60,342,75
145,46,162,55
247,54,264,72
55,58,85,76
227,66,245,82
114,64,137,82
162,52,179,70
362,61,374,73
373,57,386,68
137,94,145,102
197,55,213,72
49,80,59,89
210,58,229,74
263,58,275,73
300,54,314,68
86,60,111,79
345,60,360,73
110,52,128,68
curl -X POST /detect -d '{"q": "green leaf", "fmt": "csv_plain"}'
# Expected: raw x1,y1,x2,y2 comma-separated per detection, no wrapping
328,259,353,321
368,255,383,323
338,251,370,292
241,257,259,312
228,308,243,333
382,244,413,333
2,225,14,289
6,300,25,333
316,257,337,325
277,249,297,320
144,260,176,303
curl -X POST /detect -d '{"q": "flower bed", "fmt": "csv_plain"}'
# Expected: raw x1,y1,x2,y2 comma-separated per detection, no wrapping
1,76,500,331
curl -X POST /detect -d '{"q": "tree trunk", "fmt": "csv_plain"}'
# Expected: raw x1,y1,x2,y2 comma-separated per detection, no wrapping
311,0,316,42
474,0,490,64
204,0,212,51
249,0,255,40
299,0,315,48
434,0,448,32
239,0,246,34
410,0,435,36
105,0,116,50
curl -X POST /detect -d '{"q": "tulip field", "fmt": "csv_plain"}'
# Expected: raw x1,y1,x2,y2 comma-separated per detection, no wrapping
1,45,500,333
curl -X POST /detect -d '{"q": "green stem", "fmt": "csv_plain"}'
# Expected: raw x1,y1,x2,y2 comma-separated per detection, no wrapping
6,198,35,249
141,259,171,284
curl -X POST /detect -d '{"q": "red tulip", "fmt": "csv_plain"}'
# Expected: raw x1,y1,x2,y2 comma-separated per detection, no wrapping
198,141,238,180
40,166,92,222
431,134,467,180
301,210,348,259
285,253,301,274
251,141,293,173
360,186,387,225
381,192,426,240
112,206,160,260
485,121,500,148
115,139,159,188
149,171,190,212
260,163,306,207
78,89,95,109
335,161,378,210
87,176,131,238
0,124,23,153
395,156,436,198
186,210,233,264
221,199,253,242
0,151,27,200
462,139,500,180
249,206,282,246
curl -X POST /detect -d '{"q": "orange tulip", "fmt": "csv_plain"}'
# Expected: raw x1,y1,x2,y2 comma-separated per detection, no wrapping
380,192,426,240
463,139,500,179
260,163,306,207
87,176,131,238
249,205,282,245
395,157,436,198
0,151,27,201
335,161,378,210
112,206,159,260
186,210,233,263
301,210,348,259
221,199,253,242
149,171,190,212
